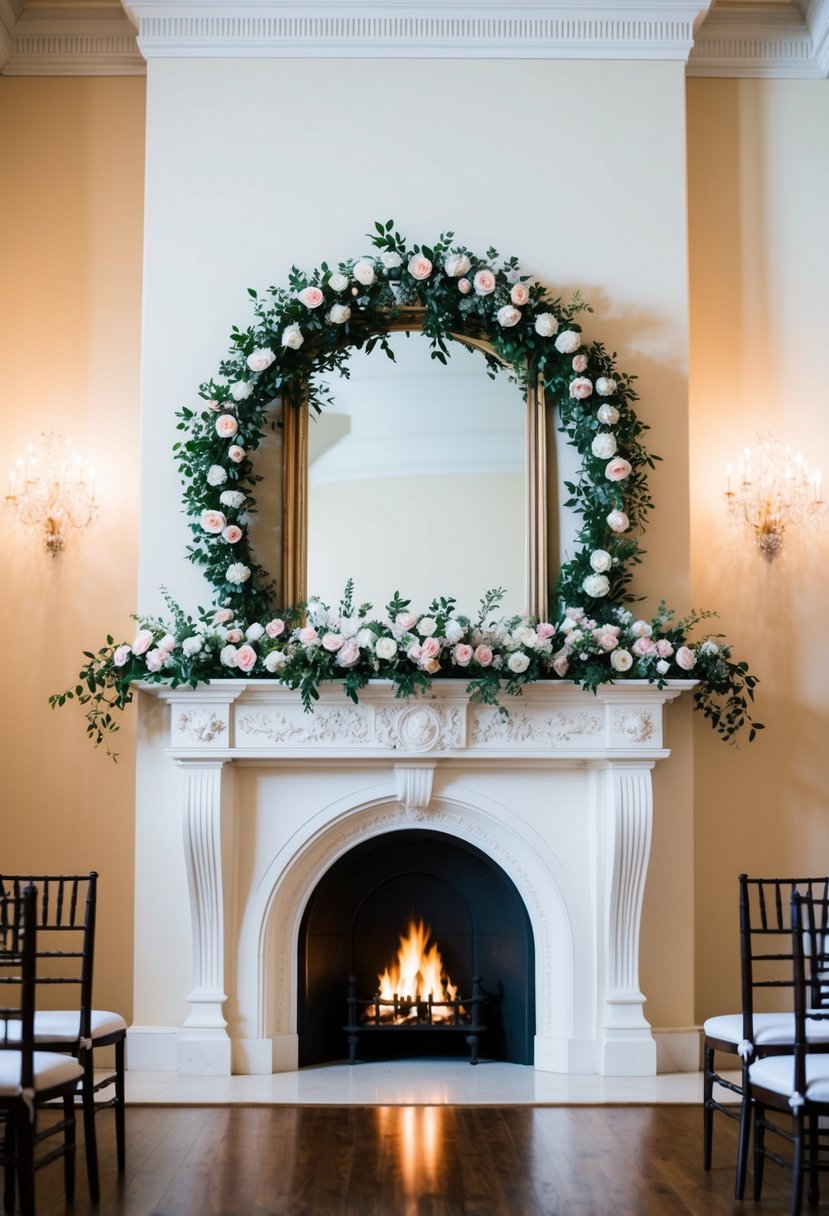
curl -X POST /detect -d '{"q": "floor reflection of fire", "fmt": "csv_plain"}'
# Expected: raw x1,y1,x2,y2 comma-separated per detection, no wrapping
364,920,466,1025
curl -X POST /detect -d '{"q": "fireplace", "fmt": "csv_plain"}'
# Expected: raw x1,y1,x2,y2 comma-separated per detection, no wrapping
299,829,534,1066
128,677,692,1078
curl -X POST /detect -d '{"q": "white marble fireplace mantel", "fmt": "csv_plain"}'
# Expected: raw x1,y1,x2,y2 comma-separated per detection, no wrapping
129,679,693,1079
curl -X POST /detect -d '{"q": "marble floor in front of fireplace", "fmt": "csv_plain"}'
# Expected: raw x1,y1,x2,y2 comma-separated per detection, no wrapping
123,1061,737,1106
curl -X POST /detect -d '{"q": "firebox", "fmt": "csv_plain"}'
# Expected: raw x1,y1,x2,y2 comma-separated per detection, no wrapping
298,829,535,1065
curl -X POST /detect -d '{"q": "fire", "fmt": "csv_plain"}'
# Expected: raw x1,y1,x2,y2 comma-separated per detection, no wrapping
366,919,462,1024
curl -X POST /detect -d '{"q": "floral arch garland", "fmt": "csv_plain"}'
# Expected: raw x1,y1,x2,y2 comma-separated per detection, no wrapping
54,222,761,749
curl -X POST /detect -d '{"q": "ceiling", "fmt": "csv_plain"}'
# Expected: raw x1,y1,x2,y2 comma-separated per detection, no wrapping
1,0,827,78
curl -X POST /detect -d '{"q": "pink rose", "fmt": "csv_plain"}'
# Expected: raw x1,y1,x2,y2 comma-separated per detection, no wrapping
453,644,474,667
228,445,245,463
420,637,440,660
297,286,324,309
113,645,131,668
676,646,696,671
225,629,244,644
235,644,258,673
605,457,633,482
569,377,593,400
145,648,166,673
299,626,318,645
407,255,433,281
510,283,529,306
497,305,522,328
322,633,344,652
473,644,493,668
335,638,361,668
473,269,496,295
656,639,674,659
597,631,619,652
265,618,285,638
536,622,555,639
201,509,227,534
572,354,589,374
407,642,423,663
215,415,239,439
552,655,570,678
632,637,656,657
396,612,418,632
214,608,233,624
458,278,472,295
132,629,154,656
222,525,243,544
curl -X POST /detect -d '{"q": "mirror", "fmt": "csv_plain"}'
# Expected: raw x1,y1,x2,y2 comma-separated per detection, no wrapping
282,311,550,618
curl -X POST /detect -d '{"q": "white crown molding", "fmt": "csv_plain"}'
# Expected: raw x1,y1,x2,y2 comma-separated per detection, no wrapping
0,0,20,71
1,0,145,75
122,0,714,62
805,0,829,73
688,1,826,77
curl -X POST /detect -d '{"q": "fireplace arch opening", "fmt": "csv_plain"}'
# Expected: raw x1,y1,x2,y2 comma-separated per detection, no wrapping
298,828,535,1066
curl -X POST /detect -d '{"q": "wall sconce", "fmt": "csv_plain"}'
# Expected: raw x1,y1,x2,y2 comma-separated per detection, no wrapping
5,432,98,555
725,434,824,561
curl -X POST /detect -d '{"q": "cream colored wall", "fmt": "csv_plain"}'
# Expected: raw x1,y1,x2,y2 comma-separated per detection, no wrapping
687,79,829,1023
0,78,145,1022
135,57,696,1036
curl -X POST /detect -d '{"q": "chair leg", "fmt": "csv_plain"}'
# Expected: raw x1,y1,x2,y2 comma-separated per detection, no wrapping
754,1102,767,1201
735,1073,752,1200
703,1044,715,1170
115,1035,126,1172
807,1112,819,1207
3,1117,15,1216
63,1093,76,1203
81,1052,101,1202
791,1110,805,1216
15,1109,34,1216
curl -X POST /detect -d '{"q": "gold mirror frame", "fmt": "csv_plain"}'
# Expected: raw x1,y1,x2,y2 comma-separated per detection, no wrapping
281,306,548,617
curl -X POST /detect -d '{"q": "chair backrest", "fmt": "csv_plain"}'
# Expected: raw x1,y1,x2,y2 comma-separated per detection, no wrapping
790,890,829,1095
0,873,97,1043
739,873,829,1042
0,884,38,1088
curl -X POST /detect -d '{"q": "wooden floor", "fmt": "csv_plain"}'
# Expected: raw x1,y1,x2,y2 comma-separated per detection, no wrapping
27,1103,795,1216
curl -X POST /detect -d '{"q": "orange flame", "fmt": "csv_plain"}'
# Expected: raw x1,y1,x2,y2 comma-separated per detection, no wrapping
366,920,461,1024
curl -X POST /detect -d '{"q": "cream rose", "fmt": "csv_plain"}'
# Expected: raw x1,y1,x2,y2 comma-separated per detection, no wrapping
215,414,239,439
297,286,324,309
596,377,618,396
555,330,581,354
510,283,530,306
590,549,612,573
328,303,351,325
201,509,227,534
418,618,438,638
281,324,304,350
534,313,559,337
630,620,653,638
607,509,629,532
181,636,203,658
246,348,275,373
473,268,496,296
352,259,376,286
226,562,251,585
245,623,265,642
264,650,288,673
375,636,398,661
207,465,227,486
444,620,465,644
583,573,611,597
605,457,633,482
507,651,530,674
220,489,245,509
381,251,403,269
497,305,522,329
591,433,617,459
444,253,471,277
569,377,593,400
407,254,433,281
229,380,253,402
220,644,238,668
328,272,349,293
611,648,633,673
597,404,620,426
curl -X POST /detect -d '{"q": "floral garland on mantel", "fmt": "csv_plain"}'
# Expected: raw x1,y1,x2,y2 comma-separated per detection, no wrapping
52,222,761,752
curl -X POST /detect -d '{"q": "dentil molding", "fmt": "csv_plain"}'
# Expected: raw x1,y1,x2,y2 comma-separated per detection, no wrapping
2,1,827,79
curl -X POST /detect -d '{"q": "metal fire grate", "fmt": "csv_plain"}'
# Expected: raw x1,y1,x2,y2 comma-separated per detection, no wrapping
344,974,487,1065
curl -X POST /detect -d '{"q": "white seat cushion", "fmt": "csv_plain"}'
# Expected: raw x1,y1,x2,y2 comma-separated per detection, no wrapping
0,1051,84,1096
750,1053,829,1103
33,1009,127,1042
704,1012,829,1049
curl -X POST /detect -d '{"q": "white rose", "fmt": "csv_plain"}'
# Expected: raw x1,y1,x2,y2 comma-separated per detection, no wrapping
182,636,203,657
444,620,465,644
356,627,376,649
596,377,618,396
444,253,471,277
591,433,617,459
207,465,227,487
582,573,610,598
264,650,288,673
700,640,720,655
246,347,275,373
229,380,253,401
339,615,360,639
226,562,251,585
381,251,403,269
597,404,620,426
245,623,265,642
607,509,629,532
281,324,304,350
656,659,670,675
352,259,376,286
611,648,633,672
220,643,238,668
328,272,349,292
158,634,176,652
590,549,612,573
534,313,560,337
328,303,351,325
555,330,581,354
497,305,522,329
507,651,530,674
220,490,246,509
418,617,438,637
631,619,653,638
375,636,398,661
306,600,328,626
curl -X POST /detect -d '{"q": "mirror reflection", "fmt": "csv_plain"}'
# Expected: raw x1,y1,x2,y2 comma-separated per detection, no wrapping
307,331,527,616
